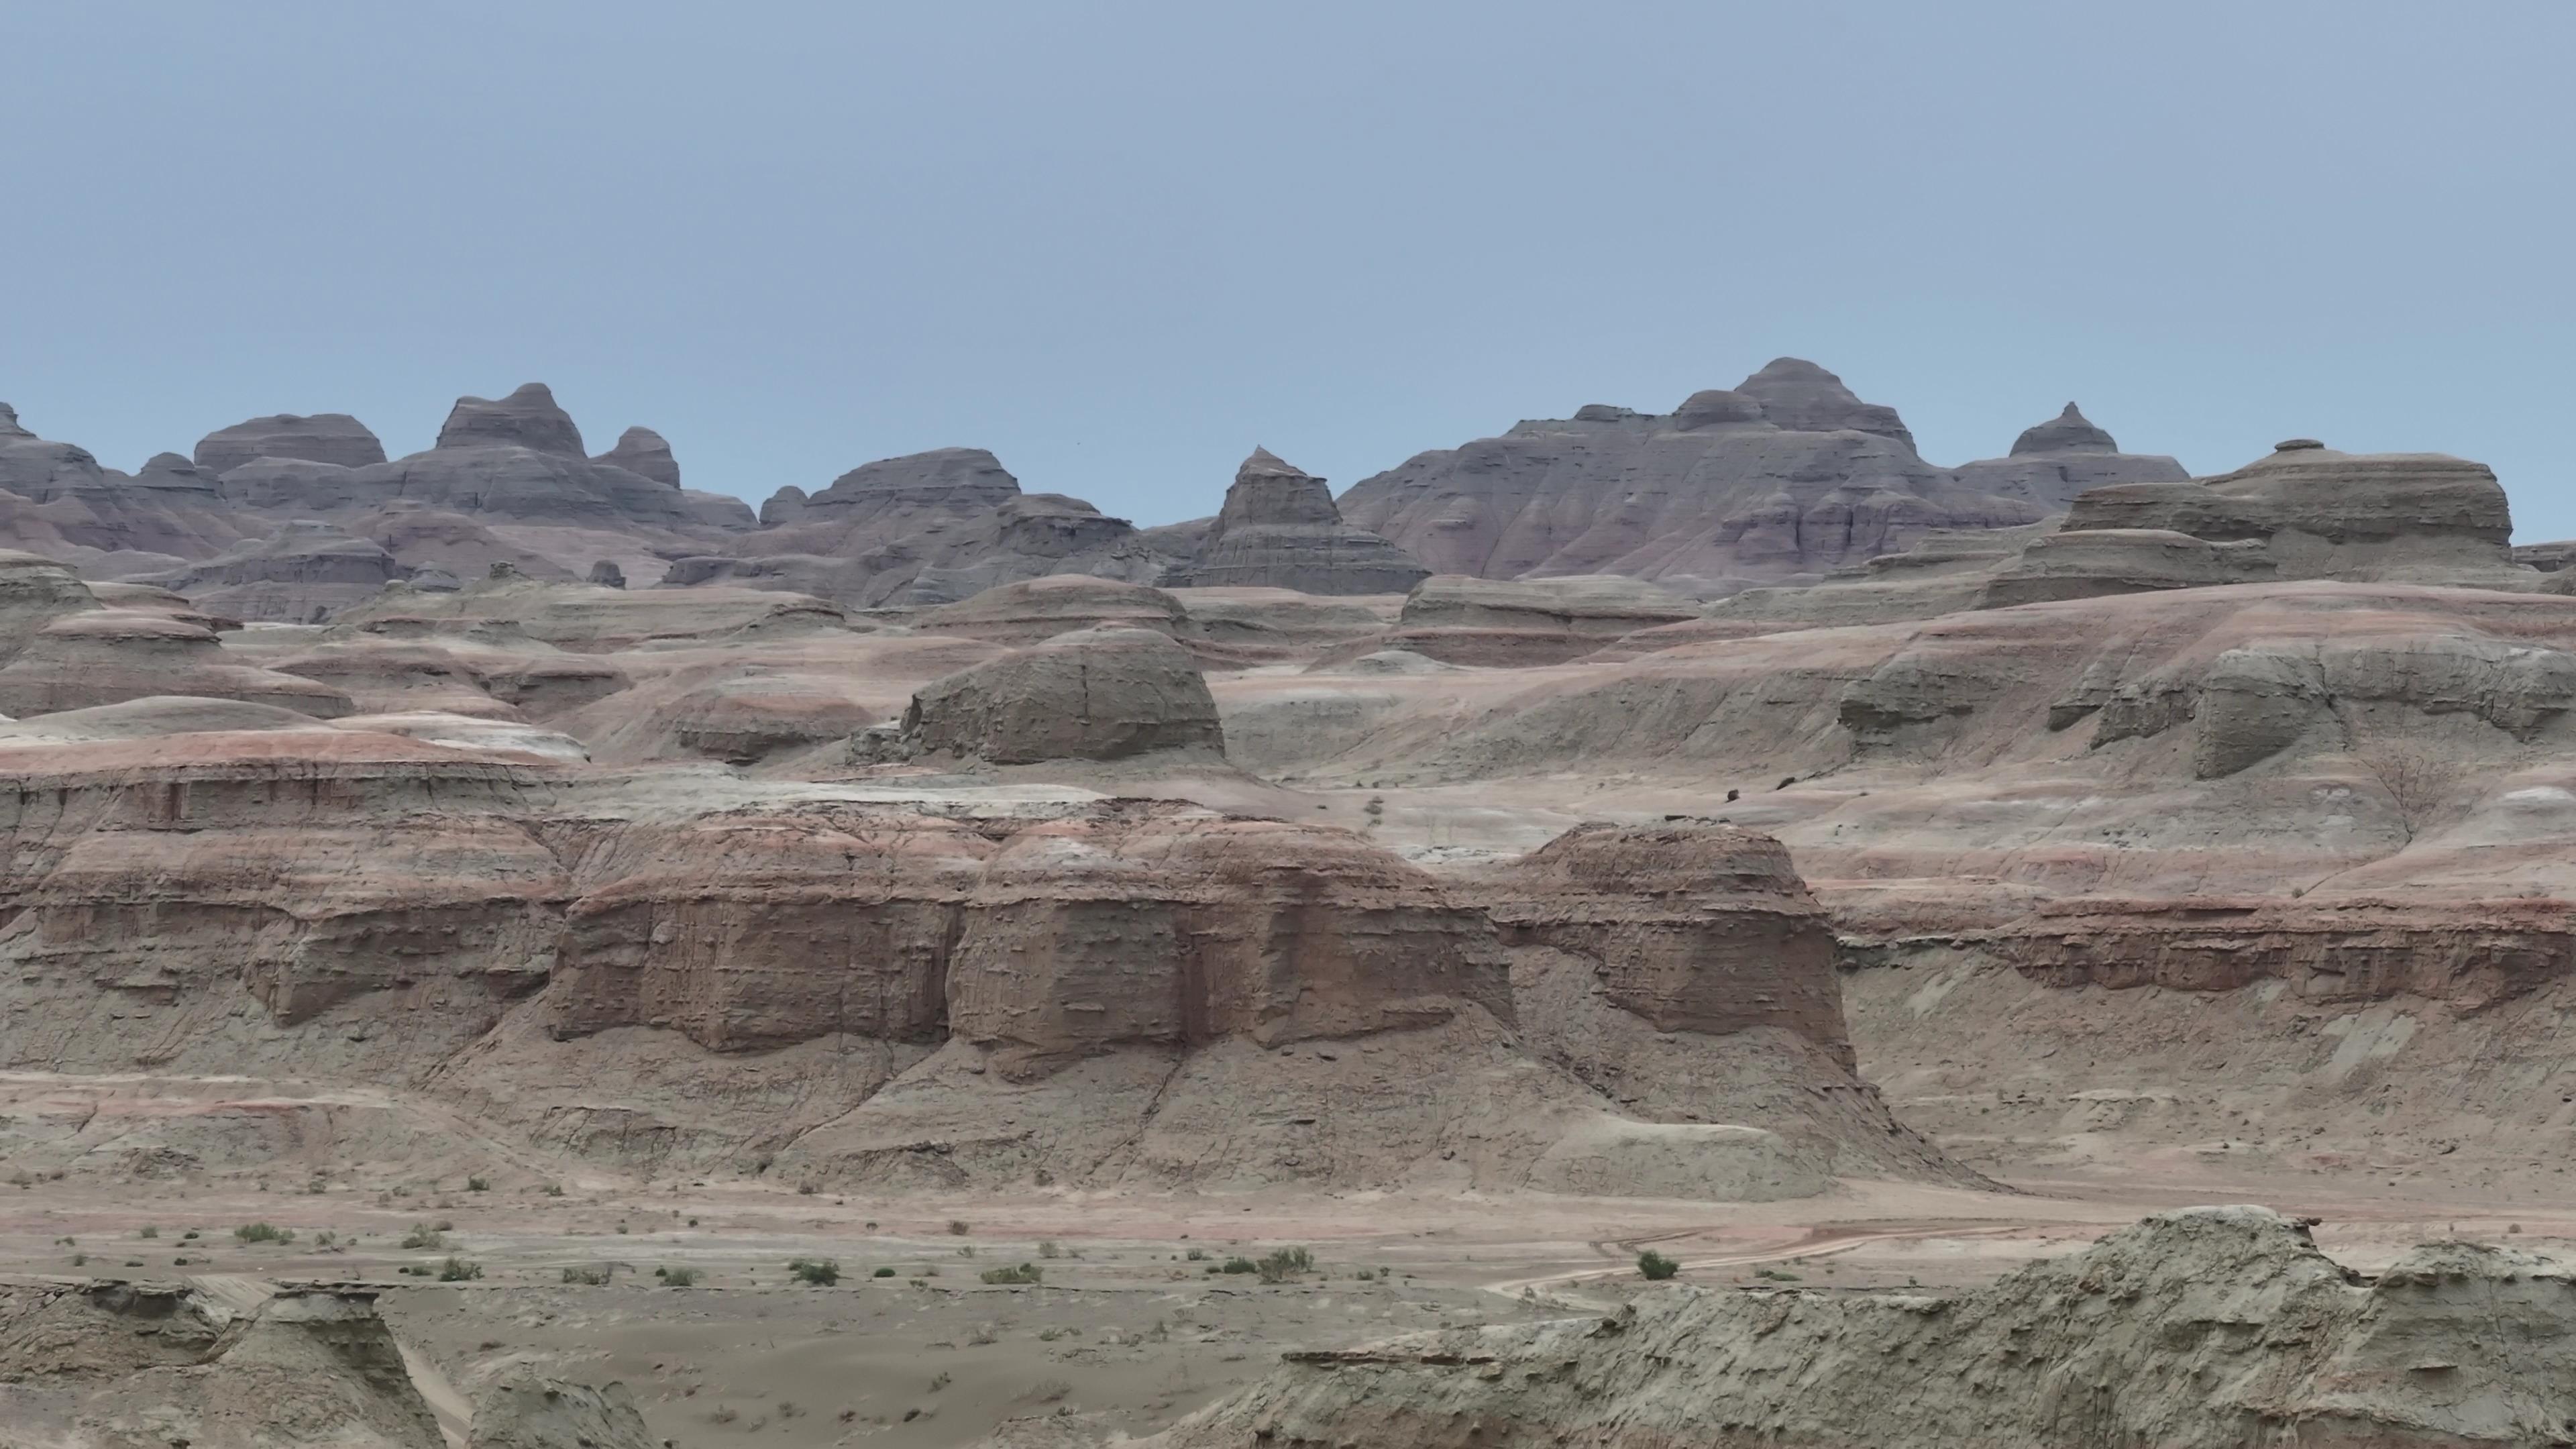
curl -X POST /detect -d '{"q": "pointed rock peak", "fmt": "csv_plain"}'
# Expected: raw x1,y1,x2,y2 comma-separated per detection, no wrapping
1733,358,1915,447
594,425,681,488
1217,447,1340,529
1672,388,1766,431
2010,401,2120,456
436,381,585,456
0,403,28,439
1236,446,1311,482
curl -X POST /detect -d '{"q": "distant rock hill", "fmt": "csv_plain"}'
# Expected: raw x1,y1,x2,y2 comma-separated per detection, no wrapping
1336,360,2186,595
0,364,2319,621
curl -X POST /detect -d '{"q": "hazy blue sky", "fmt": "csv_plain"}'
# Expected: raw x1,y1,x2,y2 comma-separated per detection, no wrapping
11,2,2573,537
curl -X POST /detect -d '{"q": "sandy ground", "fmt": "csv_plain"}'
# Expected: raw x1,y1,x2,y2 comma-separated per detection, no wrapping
7,1166,2573,1448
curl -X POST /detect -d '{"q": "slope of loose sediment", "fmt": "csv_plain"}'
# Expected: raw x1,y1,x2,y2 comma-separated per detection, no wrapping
1152,1208,2576,1449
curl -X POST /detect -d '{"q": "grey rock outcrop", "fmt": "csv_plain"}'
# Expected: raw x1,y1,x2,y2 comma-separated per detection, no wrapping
1179,449,1430,595
139,520,409,623
1158,1208,2576,1449
436,382,586,455
1949,401,2189,510
467,1366,656,1449
704,450,1180,606
194,411,387,474
592,425,680,488
588,558,627,588
862,627,1225,765
2061,441,2518,583
1337,359,2049,593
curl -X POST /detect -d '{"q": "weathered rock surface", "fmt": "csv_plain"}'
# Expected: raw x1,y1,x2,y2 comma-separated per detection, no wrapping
1157,1208,2576,1449
194,411,388,475
868,627,1226,765
590,424,680,488
140,519,410,623
466,1366,655,1449
0,1280,446,1448
1948,401,2189,509
1336,360,2052,594
0,609,355,718
1177,449,1430,595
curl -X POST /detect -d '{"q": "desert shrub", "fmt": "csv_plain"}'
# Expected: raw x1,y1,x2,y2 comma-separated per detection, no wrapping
1218,1256,1258,1275
138,1226,159,1239
1636,1250,1680,1281
873,1266,897,1278
656,1266,702,1287
437,1256,483,1281
400,1224,447,1251
466,1176,490,1192
1754,1267,1801,1283
1185,1248,1207,1260
561,1265,612,1286
234,1222,293,1244
788,1256,840,1286
981,1263,1042,1285
1038,1239,1061,1258
1256,1247,1313,1283
947,1220,971,1236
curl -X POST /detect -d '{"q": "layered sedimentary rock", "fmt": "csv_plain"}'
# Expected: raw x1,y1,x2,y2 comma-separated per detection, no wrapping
1336,360,2052,593
1362,574,1703,664
140,518,411,622
0,610,355,718
1946,401,2188,509
698,449,1178,606
0,406,254,567
863,627,1226,765
2055,440,2519,585
1159,1208,2576,1449
0,1280,447,1447
193,411,388,475
591,424,680,488
1177,449,1430,595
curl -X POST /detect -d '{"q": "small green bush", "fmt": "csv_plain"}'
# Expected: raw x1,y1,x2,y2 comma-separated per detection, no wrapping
872,1266,897,1278
1754,1267,1801,1283
233,1222,293,1244
947,1219,971,1236
466,1176,490,1192
788,1256,840,1286
1636,1250,1680,1281
1218,1256,1258,1275
1185,1248,1208,1260
400,1224,446,1251
1256,1247,1313,1283
980,1263,1042,1285
561,1265,612,1286
437,1256,482,1282
138,1226,159,1240
656,1266,702,1287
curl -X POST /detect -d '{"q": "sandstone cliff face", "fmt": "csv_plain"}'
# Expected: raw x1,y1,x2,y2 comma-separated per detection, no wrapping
1177,449,1430,596
1334,360,2058,594
1155,1208,2576,1449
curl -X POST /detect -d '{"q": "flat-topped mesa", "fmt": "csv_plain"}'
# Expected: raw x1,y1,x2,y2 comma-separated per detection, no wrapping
1181,448,1432,595
434,381,586,456
592,425,680,488
1735,356,1916,445
2057,440,2516,582
193,411,388,474
2012,400,2118,455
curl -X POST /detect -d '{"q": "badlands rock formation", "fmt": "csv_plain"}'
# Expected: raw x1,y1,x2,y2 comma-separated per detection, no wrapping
0,1279,446,1447
1334,360,2168,594
1947,400,2188,508
1159,1208,2576,1449
194,411,389,475
1177,449,1430,595
859,627,1227,765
